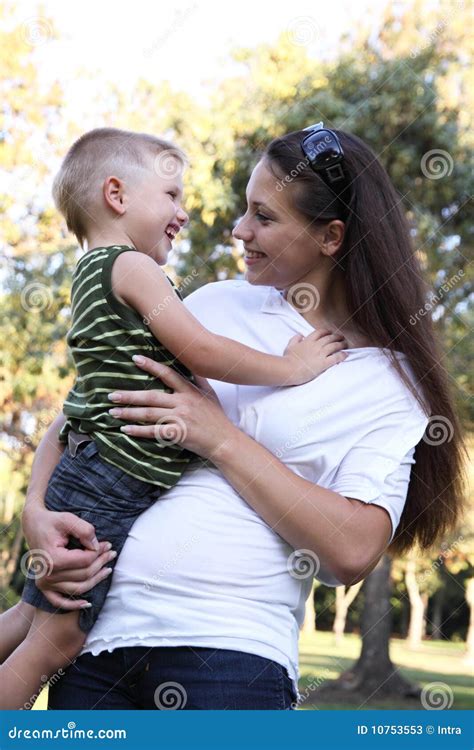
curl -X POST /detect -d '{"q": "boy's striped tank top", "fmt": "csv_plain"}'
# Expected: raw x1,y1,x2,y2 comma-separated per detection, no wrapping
59,245,196,488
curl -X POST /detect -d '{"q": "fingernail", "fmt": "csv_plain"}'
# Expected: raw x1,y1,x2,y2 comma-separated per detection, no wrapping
109,408,121,416
120,426,132,433
109,551,118,559
108,392,121,402
104,567,113,574
104,542,112,551
92,536,99,550
81,603,92,608
133,355,145,364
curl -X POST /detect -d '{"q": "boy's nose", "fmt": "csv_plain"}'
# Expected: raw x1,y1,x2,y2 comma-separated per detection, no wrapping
177,208,189,227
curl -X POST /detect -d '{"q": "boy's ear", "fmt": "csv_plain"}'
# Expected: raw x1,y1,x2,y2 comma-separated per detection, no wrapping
103,176,127,216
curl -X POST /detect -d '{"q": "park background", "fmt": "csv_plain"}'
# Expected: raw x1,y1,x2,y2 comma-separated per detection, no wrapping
0,0,472,710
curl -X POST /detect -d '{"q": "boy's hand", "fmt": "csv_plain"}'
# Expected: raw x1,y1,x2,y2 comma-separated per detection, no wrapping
283,330,348,385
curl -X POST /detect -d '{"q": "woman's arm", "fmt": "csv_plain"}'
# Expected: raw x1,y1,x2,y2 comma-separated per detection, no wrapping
108,358,392,586
112,252,347,386
209,432,392,585
21,414,115,609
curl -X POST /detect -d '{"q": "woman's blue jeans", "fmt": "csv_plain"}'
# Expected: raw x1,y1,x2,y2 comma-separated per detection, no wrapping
48,646,298,710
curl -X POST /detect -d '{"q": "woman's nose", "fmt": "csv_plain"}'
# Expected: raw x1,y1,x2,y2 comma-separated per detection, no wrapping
232,216,252,241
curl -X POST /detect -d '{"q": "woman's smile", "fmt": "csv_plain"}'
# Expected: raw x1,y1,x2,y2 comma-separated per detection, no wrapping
244,247,267,265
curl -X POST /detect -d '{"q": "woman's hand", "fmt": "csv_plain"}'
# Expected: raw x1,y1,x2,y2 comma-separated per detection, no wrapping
108,356,237,460
22,504,115,610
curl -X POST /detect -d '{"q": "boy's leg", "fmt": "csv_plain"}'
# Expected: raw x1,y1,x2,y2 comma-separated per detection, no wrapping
0,608,86,710
0,601,36,663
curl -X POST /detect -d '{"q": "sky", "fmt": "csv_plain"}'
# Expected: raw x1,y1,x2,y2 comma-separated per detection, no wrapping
15,0,394,101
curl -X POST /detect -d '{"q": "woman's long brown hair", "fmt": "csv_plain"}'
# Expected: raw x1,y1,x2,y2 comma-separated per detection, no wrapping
265,129,467,557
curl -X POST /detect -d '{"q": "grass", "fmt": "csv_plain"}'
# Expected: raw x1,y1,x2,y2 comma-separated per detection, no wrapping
32,631,472,710
297,630,473,710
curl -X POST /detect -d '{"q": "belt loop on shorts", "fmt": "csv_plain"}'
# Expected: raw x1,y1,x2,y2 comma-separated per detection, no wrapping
68,431,93,457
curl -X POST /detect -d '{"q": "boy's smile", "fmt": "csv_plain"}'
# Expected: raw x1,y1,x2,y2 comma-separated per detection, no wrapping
124,158,188,264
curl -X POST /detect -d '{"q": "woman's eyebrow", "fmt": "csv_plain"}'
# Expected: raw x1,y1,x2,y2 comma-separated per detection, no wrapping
249,199,275,213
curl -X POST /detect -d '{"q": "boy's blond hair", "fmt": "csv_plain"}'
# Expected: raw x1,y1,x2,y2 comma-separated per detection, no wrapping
52,128,186,247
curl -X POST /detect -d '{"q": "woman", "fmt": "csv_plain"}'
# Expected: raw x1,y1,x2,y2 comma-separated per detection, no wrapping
18,126,464,710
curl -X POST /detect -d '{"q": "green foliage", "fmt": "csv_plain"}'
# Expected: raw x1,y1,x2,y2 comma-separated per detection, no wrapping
0,0,472,636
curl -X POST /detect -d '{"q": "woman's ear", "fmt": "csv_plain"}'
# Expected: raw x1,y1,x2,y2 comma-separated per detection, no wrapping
103,176,127,216
321,219,345,257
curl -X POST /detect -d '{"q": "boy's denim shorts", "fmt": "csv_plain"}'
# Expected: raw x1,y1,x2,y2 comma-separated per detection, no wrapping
22,436,161,633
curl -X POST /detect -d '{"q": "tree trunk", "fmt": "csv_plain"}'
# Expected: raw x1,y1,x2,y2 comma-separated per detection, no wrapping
405,558,427,649
421,593,429,639
430,589,444,639
319,554,420,698
302,580,316,633
400,596,409,637
464,578,474,667
333,581,363,646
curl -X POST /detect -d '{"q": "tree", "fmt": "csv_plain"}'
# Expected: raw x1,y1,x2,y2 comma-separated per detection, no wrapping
174,14,472,700
0,2,73,607
333,581,363,646
397,543,447,650
321,556,421,699
1,0,472,674
301,580,317,634
465,578,474,666
171,2,473,420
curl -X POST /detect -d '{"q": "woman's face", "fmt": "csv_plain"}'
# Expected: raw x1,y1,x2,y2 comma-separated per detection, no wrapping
233,159,327,290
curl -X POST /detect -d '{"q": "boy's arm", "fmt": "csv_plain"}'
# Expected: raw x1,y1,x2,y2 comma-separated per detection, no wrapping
22,414,99,552
22,414,66,516
21,414,114,609
112,253,346,386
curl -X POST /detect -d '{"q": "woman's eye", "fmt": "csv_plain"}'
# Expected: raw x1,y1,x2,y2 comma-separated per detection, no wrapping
255,212,270,223
168,192,177,200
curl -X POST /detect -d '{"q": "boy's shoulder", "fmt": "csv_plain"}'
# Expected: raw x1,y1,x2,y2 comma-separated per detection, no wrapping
74,245,132,274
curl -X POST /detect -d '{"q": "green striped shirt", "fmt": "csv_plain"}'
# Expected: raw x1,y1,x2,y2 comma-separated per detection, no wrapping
59,245,196,488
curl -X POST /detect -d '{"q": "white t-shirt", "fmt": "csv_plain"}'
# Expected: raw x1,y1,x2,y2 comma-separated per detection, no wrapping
82,280,429,693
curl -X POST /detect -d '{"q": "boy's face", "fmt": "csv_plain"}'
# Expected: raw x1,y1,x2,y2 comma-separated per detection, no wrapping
123,156,188,264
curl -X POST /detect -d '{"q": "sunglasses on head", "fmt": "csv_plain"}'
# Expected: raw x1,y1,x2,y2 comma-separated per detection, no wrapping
300,122,352,216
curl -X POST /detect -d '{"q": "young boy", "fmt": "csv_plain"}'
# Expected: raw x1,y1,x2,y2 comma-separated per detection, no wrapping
0,128,347,709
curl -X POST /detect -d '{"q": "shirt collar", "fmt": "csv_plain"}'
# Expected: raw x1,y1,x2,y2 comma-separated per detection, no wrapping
260,286,315,332
260,286,286,314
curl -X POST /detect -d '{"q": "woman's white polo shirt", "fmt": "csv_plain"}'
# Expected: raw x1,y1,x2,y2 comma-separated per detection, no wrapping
83,280,429,696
